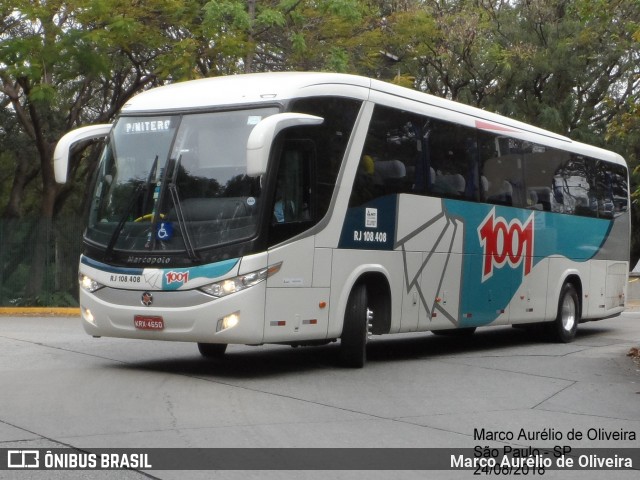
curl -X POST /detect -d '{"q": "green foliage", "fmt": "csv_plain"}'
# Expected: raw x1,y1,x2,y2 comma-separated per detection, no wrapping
256,8,286,28
326,47,350,73
204,1,251,30
290,31,307,55
2,0,640,305
321,0,362,22
28,84,57,105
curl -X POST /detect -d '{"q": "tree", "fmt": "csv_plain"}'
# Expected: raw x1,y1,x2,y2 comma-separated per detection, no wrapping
1,0,639,304
199,0,373,74
0,0,207,298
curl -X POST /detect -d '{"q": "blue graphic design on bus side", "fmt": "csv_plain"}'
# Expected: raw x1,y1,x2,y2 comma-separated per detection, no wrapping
338,195,397,250
81,256,143,276
442,200,612,327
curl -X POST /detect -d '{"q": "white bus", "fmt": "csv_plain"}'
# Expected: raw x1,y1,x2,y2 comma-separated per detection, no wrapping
54,73,629,367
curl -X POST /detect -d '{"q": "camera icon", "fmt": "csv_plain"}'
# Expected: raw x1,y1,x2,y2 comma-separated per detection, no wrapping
7,450,40,468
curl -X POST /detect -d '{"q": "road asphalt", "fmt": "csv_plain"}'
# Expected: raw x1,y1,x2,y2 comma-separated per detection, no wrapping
0,310,638,479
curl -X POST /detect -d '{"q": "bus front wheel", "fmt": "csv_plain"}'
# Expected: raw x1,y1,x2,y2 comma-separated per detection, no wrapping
340,284,371,368
548,283,579,343
197,343,227,358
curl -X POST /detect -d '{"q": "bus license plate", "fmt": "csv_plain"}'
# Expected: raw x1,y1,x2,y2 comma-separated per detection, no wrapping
134,315,164,331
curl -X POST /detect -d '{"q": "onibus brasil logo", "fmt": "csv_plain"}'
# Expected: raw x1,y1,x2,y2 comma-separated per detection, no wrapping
478,208,534,282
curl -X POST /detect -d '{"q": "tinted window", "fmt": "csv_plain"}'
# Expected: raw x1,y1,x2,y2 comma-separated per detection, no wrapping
479,134,533,208
596,161,628,218
427,120,479,201
349,104,627,219
350,105,479,207
268,97,362,246
350,106,420,207
290,97,362,218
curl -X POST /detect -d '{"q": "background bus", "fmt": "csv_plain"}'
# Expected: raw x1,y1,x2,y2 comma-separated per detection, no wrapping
54,72,629,367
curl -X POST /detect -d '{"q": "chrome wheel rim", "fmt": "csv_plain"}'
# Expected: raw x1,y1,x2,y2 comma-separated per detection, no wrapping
561,295,576,332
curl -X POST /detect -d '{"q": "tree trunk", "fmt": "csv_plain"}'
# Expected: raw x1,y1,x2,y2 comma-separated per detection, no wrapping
245,0,257,73
2,153,39,219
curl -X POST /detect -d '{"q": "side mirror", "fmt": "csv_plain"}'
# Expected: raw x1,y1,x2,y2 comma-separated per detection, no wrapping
54,124,112,183
246,113,323,177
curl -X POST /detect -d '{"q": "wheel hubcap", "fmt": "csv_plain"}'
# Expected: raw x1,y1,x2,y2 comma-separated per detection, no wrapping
561,296,576,332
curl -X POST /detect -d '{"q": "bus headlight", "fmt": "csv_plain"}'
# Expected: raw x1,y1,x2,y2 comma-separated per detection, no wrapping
79,274,104,293
199,262,281,298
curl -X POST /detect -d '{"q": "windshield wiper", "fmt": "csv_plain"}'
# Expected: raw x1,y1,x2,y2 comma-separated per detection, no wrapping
103,155,158,262
163,155,200,262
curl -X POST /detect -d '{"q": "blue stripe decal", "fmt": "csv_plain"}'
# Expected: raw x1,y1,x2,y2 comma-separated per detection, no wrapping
442,200,612,327
81,256,143,275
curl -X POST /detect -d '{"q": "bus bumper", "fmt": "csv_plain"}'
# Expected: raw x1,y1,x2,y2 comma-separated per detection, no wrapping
79,283,267,344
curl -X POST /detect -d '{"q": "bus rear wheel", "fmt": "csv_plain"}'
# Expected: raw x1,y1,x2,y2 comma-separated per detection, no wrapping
340,284,371,368
197,343,227,358
548,283,579,343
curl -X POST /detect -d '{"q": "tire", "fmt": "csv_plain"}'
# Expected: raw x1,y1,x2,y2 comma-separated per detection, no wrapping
432,327,476,337
197,343,227,358
339,284,371,368
548,283,579,343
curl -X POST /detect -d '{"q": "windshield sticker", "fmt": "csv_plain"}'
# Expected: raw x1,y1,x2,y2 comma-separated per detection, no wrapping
247,197,256,206
365,208,378,228
124,120,172,134
247,116,262,125
156,222,174,242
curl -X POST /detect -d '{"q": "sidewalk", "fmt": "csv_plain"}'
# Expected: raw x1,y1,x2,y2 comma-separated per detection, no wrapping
0,307,79,316
624,299,640,312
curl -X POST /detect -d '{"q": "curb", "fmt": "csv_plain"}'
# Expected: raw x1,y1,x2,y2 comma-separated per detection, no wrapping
0,307,80,317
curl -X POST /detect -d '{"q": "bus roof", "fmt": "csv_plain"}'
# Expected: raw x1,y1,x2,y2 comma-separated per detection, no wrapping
121,72,626,167
121,72,371,112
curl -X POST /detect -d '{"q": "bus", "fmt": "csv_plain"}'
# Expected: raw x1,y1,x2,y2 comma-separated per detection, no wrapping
54,72,629,367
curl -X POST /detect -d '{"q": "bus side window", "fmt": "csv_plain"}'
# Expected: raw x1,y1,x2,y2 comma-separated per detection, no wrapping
479,134,527,208
425,120,479,201
271,140,314,224
597,161,628,218
268,96,362,247
290,96,362,219
268,139,316,246
349,106,419,207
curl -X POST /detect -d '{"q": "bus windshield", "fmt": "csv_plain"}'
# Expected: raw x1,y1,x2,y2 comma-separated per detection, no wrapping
86,107,279,255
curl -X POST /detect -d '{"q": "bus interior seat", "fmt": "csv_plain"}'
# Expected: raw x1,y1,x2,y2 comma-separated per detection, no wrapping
487,180,513,206
527,189,543,210
481,176,489,194
530,187,551,211
375,159,406,179
375,159,408,193
434,173,466,196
